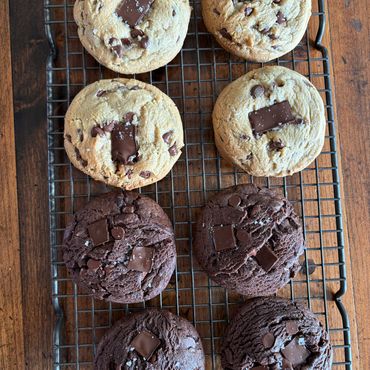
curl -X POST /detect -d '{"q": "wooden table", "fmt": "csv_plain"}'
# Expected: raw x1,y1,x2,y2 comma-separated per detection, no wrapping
0,1,368,369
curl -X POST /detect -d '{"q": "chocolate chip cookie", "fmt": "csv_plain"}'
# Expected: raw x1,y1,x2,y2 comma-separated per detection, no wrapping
63,190,176,304
213,66,326,177
64,78,184,190
202,0,311,62
74,0,191,74
194,184,304,297
222,297,333,369
94,309,205,370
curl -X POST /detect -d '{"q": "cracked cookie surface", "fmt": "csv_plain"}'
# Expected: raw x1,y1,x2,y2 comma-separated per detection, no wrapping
202,0,311,62
63,191,176,304
64,78,184,190
222,297,333,369
213,66,326,177
74,0,191,73
194,184,304,297
94,309,205,370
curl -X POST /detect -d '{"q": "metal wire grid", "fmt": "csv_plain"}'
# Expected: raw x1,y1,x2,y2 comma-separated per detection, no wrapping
45,0,351,369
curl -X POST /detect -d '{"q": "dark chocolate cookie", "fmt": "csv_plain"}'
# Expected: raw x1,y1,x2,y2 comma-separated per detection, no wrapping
63,190,176,303
94,309,205,370
222,297,333,370
194,184,304,297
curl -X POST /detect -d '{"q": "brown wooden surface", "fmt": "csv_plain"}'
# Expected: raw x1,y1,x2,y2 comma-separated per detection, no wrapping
0,0,368,369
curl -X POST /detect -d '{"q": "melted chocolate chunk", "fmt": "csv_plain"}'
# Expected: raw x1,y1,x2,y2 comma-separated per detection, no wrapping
281,337,311,367
88,219,109,246
220,28,233,41
162,131,173,144
250,85,265,98
213,225,236,252
116,0,154,27
139,35,149,48
255,245,278,272
127,246,154,273
121,38,132,47
130,28,145,38
245,7,253,16
111,118,138,165
248,101,295,136
130,330,161,360
262,332,275,348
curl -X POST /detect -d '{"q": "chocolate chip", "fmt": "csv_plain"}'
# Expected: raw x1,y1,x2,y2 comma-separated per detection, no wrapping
139,171,151,179
130,28,145,38
301,258,316,275
245,7,253,16
130,330,161,360
285,321,299,335
268,33,278,40
116,0,154,27
111,44,124,58
261,27,271,34
273,0,281,3
87,219,109,246
139,36,149,49
121,38,132,46
220,28,233,41
277,11,286,24
87,259,101,272
168,143,178,156
246,153,253,161
77,128,84,142
91,126,105,138
74,147,88,167
111,226,125,240
240,134,250,141
281,338,311,367
262,333,275,348
269,139,285,150
250,85,265,98
213,225,236,252
172,9,176,16
111,122,139,165
255,245,278,272
96,90,107,97
228,195,241,207
127,246,154,273
249,101,295,136
213,8,220,16
294,118,304,125
162,131,173,144
109,37,118,45
65,134,72,143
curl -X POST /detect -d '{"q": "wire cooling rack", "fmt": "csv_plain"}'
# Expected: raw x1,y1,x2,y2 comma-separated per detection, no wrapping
45,0,351,369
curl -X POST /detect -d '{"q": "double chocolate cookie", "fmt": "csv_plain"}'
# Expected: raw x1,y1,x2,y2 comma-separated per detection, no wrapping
222,297,333,369
194,184,304,297
63,191,176,303
74,0,191,74
94,309,205,369
64,78,183,190
213,66,326,177
202,0,311,62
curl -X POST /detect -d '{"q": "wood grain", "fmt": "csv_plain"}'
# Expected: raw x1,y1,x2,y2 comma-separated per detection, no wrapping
0,0,25,368
328,1,370,369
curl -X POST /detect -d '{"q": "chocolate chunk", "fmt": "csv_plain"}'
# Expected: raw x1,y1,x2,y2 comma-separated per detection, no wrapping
172,9,176,16
96,90,107,97
139,171,151,179
213,225,236,252
213,8,220,16
220,28,232,41
111,226,125,240
286,321,299,335
88,219,109,246
273,0,281,3
228,195,241,207
91,126,105,138
87,259,101,271
65,134,72,143
130,28,145,39
162,131,173,144
130,330,161,360
277,11,286,25
255,245,278,272
269,139,285,150
121,38,132,47
104,121,116,132
301,258,316,275
139,36,149,49
127,246,154,273
111,122,138,165
282,359,293,369
281,337,311,367
248,101,295,136
168,143,178,156
116,0,154,27
240,134,250,141
74,147,88,167
112,44,124,58
246,153,253,161
245,7,253,16
250,85,265,98
236,229,251,245
262,332,275,348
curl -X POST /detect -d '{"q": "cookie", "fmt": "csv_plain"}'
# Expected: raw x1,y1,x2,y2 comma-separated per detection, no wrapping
202,0,311,62
63,190,176,304
213,66,326,177
64,78,184,190
94,309,205,369
194,184,304,297
222,297,333,369
74,0,191,74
